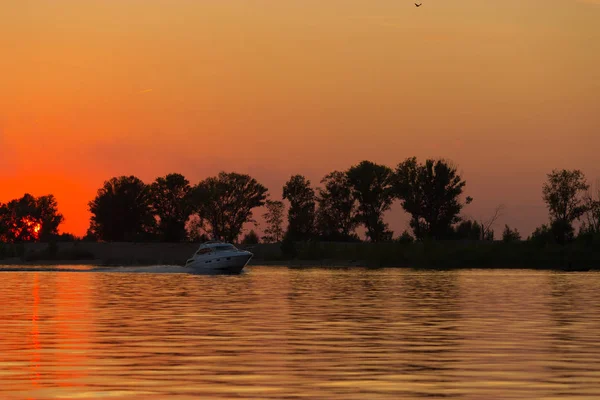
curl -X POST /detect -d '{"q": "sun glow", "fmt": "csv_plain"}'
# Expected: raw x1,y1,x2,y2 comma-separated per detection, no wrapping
20,218,42,241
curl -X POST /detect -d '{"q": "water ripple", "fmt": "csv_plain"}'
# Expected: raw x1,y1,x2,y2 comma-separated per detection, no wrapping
0,267,599,399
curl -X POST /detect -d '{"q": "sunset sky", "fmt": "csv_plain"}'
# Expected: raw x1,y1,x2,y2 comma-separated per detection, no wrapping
1,0,599,237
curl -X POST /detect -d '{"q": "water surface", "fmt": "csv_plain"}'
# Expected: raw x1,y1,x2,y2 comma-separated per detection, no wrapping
1,266,599,399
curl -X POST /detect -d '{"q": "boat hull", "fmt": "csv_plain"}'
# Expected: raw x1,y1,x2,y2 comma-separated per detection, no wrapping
185,252,252,274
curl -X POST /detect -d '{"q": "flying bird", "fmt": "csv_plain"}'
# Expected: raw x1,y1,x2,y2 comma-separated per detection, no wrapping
415,2,422,6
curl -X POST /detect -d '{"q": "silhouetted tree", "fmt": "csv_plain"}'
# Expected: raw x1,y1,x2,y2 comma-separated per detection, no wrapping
316,171,360,241
0,194,63,242
185,214,209,242
88,176,155,242
583,182,600,234
396,230,414,244
528,224,554,246
346,161,394,242
395,157,469,240
282,175,316,241
542,169,589,244
149,173,193,242
241,230,260,244
502,224,521,242
55,232,78,242
0,204,7,242
262,200,285,243
476,204,504,241
192,172,268,242
35,195,64,241
82,227,98,242
550,219,575,244
454,220,482,240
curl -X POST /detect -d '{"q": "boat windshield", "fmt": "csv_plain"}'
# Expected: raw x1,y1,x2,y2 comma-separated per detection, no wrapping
196,248,213,255
214,244,236,252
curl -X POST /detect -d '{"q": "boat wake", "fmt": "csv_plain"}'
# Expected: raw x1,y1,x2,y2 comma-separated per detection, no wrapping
93,265,196,274
0,265,245,275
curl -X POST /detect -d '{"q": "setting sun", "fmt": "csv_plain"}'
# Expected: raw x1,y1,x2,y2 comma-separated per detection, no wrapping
20,218,42,241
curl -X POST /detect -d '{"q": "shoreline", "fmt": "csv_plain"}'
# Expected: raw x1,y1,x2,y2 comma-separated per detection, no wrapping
0,258,595,271
1,241,598,271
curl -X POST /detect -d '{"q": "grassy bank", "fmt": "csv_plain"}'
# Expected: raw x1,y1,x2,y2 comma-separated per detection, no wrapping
277,240,600,270
1,239,599,270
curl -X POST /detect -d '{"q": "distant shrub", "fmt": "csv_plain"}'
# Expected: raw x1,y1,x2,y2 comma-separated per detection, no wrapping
396,230,414,244
528,224,554,247
241,230,260,245
55,233,79,242
502,225,521,243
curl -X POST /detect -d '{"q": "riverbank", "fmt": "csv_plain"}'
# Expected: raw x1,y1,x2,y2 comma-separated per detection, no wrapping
1,240,599,270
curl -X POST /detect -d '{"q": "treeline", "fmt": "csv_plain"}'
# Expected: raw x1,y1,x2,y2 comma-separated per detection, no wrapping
1,159,599,249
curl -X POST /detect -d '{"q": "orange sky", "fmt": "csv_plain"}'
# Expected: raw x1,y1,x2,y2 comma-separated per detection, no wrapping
1,0,599,237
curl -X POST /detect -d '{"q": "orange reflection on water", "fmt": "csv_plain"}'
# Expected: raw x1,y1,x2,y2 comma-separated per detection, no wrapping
54,272,92,387
1,267,600,399
1,271,94,398
29,274,40,388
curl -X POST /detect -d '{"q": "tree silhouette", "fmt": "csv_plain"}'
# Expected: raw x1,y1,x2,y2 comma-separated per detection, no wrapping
0,194,63,242
241,229,260,244
0,204,7,241
149,173,193,242
185,214,209,242
346,161,394,242
282,175,316,241
542,169,589,244
397,230,414,244
502,224,521,242
262,200,285,243
35,195,64,241
454,220,482,240
581,180,600,235
192,172,268,242
395,157,468,240
316,171,359,241
88,176,155,242
583,193,600,235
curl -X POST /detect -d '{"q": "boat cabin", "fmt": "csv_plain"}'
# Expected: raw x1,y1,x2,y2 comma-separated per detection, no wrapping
194,241,238,255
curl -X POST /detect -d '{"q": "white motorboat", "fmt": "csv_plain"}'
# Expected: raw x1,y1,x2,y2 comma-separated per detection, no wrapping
184,241,253,273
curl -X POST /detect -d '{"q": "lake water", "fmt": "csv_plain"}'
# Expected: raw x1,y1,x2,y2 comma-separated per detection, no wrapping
1,266,599,399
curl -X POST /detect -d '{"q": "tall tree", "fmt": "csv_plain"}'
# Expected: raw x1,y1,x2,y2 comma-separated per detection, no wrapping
346,161,394,242
282,175,316,241
0,194,63,242
88,176,155,242
192,172,268,242
542,169,589,244
583,181,600,234
0,203,7,241
262,200,285,243
150,173,193,242
316,171,359,241
35,194,64,241
395,157,469,240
